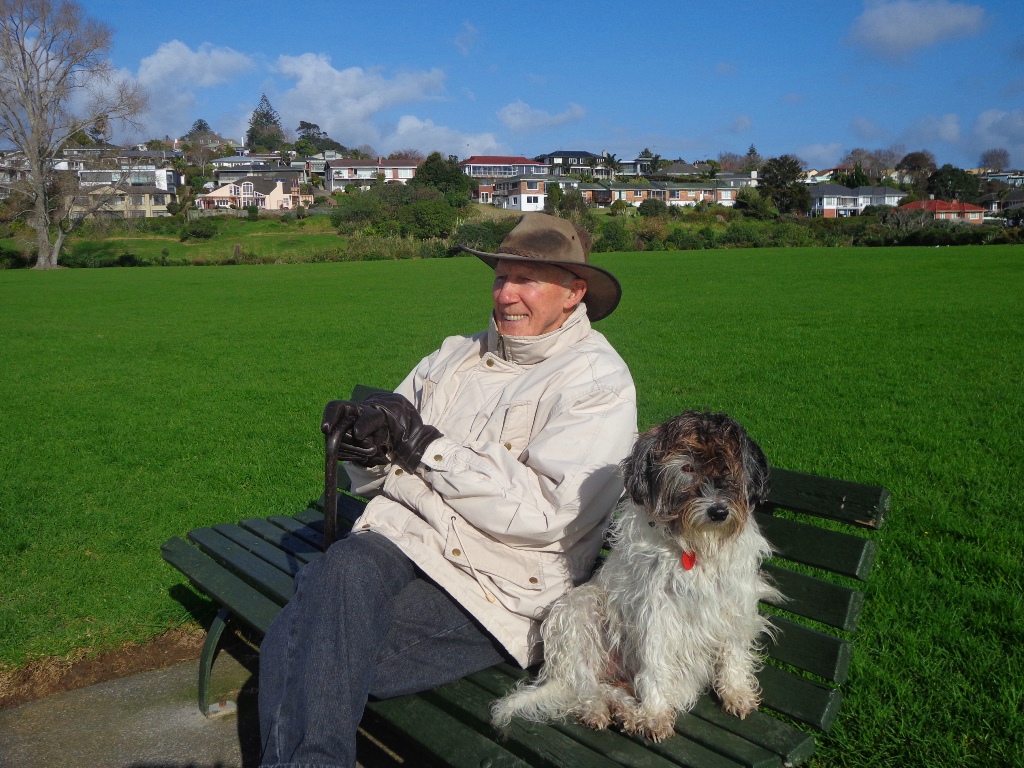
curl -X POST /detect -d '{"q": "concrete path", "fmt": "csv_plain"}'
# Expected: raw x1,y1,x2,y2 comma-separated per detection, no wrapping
0,651,260,768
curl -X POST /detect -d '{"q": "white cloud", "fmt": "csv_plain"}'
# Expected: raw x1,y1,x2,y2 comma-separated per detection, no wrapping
135,41,254,137
851,115,885,140
497,100,586,133
971,109,1024,165
907,113,962,144
274,53,445,147
382,115,503,157
454,22,479,56
848,1,985,62
724,114,752,134
797,143,844,168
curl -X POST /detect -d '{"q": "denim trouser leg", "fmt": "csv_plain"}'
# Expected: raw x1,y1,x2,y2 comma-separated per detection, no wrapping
258,531,506,768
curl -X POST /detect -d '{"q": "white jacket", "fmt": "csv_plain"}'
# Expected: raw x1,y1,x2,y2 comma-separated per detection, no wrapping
347,304,637,666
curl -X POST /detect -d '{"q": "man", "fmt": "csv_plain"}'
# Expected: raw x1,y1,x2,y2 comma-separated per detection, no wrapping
259,212,637,767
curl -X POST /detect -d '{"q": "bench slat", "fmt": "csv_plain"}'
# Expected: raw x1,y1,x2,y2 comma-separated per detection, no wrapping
239,518,322,563
212,523,307,576
690,698,816,767
671,713,781,768
366,696,531,768
763,614,852,684
424,676,626,768
268,515,325,551
187,527,295,605
471,666,729,768
755,512,877,581
757,665,842,733
160,537,281,635
765,468,889,529
761,565,864,632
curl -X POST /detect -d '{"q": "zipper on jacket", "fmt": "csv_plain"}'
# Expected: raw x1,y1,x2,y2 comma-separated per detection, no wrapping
451,517,497,603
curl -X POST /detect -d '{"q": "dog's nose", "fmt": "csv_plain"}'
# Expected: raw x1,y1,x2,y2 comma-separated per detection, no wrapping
706,504,730,522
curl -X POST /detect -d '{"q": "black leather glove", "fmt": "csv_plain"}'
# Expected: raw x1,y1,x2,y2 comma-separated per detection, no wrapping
321,400,390,467
359,392,443,473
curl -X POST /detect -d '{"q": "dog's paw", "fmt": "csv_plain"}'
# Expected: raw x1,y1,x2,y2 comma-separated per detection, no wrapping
718,687,760,719
618,710,677,742
577,707,613,731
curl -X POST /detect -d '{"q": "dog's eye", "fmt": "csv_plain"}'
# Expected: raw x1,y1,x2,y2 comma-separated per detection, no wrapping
680,463,695,474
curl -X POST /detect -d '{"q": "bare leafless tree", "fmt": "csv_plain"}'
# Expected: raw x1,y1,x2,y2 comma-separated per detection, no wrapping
0,0,147,268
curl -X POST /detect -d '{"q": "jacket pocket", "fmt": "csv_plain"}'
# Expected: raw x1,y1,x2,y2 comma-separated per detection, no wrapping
498,401,532,458
443,518,544,591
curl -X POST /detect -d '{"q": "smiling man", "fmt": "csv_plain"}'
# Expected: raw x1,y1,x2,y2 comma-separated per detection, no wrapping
258,212,638,768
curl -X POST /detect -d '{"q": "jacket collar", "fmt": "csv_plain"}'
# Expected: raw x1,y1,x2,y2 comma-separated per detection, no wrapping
487,303,591,365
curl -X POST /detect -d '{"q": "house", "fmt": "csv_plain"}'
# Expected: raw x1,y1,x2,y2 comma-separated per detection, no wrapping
194,176,295,211
71,185,175,219
977,188,1024,214
460,156,548,180
810,184,905,217
982,171,1024,187
0,153,29,199
534,150,607,178
605,180,660,206
658,162,705,178
492,175,548,211
79,166,179,194
899,199,986,224
655,181,717,207
323,157,417,193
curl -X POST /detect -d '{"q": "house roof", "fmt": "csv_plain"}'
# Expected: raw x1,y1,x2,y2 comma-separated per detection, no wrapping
460,156,545,166
661,162,703,175
534,150,600,161
900,199,985,213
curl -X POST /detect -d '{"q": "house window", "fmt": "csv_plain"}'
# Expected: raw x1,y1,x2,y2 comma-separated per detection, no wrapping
152,195,166,205
130,195,145,206
513,197,519,205
526,181,539,190
526,196,539,204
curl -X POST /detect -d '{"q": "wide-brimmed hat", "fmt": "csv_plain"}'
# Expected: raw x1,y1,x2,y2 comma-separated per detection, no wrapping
460,212,621,321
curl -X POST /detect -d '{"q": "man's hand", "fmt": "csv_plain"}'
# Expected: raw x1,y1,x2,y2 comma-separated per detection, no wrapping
360,393,443,473
321,400,390,467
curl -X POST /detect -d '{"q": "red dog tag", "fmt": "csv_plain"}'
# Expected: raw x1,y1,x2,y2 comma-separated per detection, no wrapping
681,551,696,570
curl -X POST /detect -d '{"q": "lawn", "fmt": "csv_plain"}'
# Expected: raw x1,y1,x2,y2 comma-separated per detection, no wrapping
1,245,1021,766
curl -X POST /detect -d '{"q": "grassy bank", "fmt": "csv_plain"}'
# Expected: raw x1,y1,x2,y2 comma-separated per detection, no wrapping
1,245,1021,766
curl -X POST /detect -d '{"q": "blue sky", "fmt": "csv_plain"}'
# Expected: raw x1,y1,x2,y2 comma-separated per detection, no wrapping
83,0,1023,169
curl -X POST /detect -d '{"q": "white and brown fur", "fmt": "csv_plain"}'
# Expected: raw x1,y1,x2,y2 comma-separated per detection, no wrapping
491,411,782,742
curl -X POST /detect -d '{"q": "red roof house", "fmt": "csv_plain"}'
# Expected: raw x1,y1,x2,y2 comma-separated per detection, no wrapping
899,199,986,225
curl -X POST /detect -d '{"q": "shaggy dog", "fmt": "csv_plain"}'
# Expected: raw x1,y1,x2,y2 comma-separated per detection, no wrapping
491,411,782,742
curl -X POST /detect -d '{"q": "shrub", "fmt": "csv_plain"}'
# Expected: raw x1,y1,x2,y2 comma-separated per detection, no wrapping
454,219,518,253
609,199,631,216
180,218,218,241
595,218,632,252
637,198,668,218
397,198,458,239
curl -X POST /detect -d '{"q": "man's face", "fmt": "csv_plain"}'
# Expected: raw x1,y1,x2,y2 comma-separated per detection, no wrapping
492,259,587,337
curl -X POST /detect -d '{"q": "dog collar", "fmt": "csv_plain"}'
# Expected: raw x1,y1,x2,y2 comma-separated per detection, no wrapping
681,551,696,570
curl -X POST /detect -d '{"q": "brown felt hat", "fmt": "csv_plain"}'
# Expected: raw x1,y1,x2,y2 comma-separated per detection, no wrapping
460,212,621,321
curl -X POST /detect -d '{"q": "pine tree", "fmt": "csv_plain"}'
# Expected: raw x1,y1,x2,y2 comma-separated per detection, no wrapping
246,94,284,151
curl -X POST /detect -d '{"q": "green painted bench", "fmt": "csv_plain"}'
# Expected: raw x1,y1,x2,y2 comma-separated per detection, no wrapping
162,385,890,767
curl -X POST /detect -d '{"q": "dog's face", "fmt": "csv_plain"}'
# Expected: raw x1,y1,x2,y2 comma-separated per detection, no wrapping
621,411,770,543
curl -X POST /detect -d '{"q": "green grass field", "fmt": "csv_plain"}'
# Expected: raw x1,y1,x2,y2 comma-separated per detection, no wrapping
1,245,1021,766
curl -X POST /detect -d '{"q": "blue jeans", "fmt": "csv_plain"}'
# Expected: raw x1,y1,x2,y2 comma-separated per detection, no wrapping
258,531,507,767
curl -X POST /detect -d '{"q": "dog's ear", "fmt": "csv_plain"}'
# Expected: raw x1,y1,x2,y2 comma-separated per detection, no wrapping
621,429,660,508
742,432,771,508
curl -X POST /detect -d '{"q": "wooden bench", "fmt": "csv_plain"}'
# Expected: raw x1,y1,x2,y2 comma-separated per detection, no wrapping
162,385,890,766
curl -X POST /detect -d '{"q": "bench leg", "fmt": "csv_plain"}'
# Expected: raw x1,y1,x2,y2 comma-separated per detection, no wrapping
198,607,238,718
